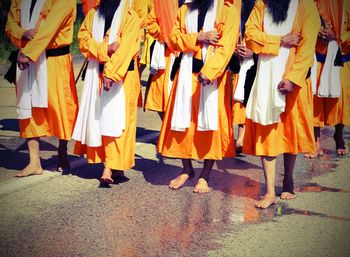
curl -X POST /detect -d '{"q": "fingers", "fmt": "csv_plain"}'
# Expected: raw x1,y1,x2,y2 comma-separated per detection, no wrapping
206,31,219,45
23,29,37,40
237,47,247,58
198,31,219,45
277,80,294,95
17,52,30,70
102,77,112,91
281,33,301,48
197,72,211,86
108,41,120,57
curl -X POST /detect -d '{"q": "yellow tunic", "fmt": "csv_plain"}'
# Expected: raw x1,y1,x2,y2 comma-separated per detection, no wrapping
74,7,142,171
313,0,350,127
157,3,240,160
243,0,320,156
5,0,79,140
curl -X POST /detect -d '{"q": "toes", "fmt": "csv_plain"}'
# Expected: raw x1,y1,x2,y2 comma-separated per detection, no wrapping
281,192,296,200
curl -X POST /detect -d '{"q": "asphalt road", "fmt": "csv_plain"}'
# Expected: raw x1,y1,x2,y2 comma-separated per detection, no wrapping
0,57,350,257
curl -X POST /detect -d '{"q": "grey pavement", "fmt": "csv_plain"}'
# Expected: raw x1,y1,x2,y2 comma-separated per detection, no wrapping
0,57,350,257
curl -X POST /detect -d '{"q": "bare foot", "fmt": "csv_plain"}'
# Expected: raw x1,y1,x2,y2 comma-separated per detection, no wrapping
255,194,276,209
280,192,296,200
193,178,210,193
235,139,243,153
15,162,43,177
336,145,348,155
169,173,192,190
100,168,114,184
304,149,324,158
304,142,323,158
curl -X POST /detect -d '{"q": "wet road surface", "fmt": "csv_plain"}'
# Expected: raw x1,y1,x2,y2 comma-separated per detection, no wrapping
0,127,349,257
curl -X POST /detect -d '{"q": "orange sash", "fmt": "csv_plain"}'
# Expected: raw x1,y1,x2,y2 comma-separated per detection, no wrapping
153,0,179,51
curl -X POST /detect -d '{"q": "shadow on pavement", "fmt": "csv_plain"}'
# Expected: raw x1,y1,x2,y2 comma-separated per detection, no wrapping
0,119,19,132
134,153,266,202
134,153,184,186
136,127,159,142
0,138,80,173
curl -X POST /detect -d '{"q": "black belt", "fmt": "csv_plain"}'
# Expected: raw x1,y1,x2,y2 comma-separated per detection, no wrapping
226,54,241,74
170,54,204,81
46,46,70,57
192,58,203,73
316,49,350,65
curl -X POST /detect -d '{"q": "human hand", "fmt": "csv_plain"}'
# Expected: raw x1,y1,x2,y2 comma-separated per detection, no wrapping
237,44,254,59
277,80,295,95
102,76,114,91
197,31,219,45
281,33,301,48
17,51,30,70
108,41,120,57
318,26,336,42
22,29,37,40
197,72,211,86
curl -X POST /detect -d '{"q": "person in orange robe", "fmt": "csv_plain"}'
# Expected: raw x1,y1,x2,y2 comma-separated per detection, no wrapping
73,0,142,183
157,0,240,193
305,0,350,158
139,0,155,72
144,0,183,119
243,0,320,208
230,0,257,153
82,0,100,17
5,0,79,176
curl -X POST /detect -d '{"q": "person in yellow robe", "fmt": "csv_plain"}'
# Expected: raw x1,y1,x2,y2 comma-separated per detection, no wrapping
144,0,183,119
5,0,79,176
157,0,240,193
243,0,320,208
73,0,142,184
305,0,350,158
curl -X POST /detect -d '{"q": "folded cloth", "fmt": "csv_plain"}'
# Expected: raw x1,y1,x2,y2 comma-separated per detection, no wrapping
234,57,254,102
317,40,341,98
150,41,166,74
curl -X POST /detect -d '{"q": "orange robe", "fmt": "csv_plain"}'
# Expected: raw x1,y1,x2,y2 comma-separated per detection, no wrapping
5,0,78,140
157,3,240,160
313,0,350,127
74,7,142,171
243,0,320,156
230,1,249,126
140,0,155,67
232,75,247,125
82,0,100,17
144,3,177,112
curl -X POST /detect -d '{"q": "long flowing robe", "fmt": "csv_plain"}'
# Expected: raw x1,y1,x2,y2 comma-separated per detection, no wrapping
313,0,350,127
242,0,320,156
156,2,240,160
74,7,142,170
5,0,79,140
144,1,179,112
